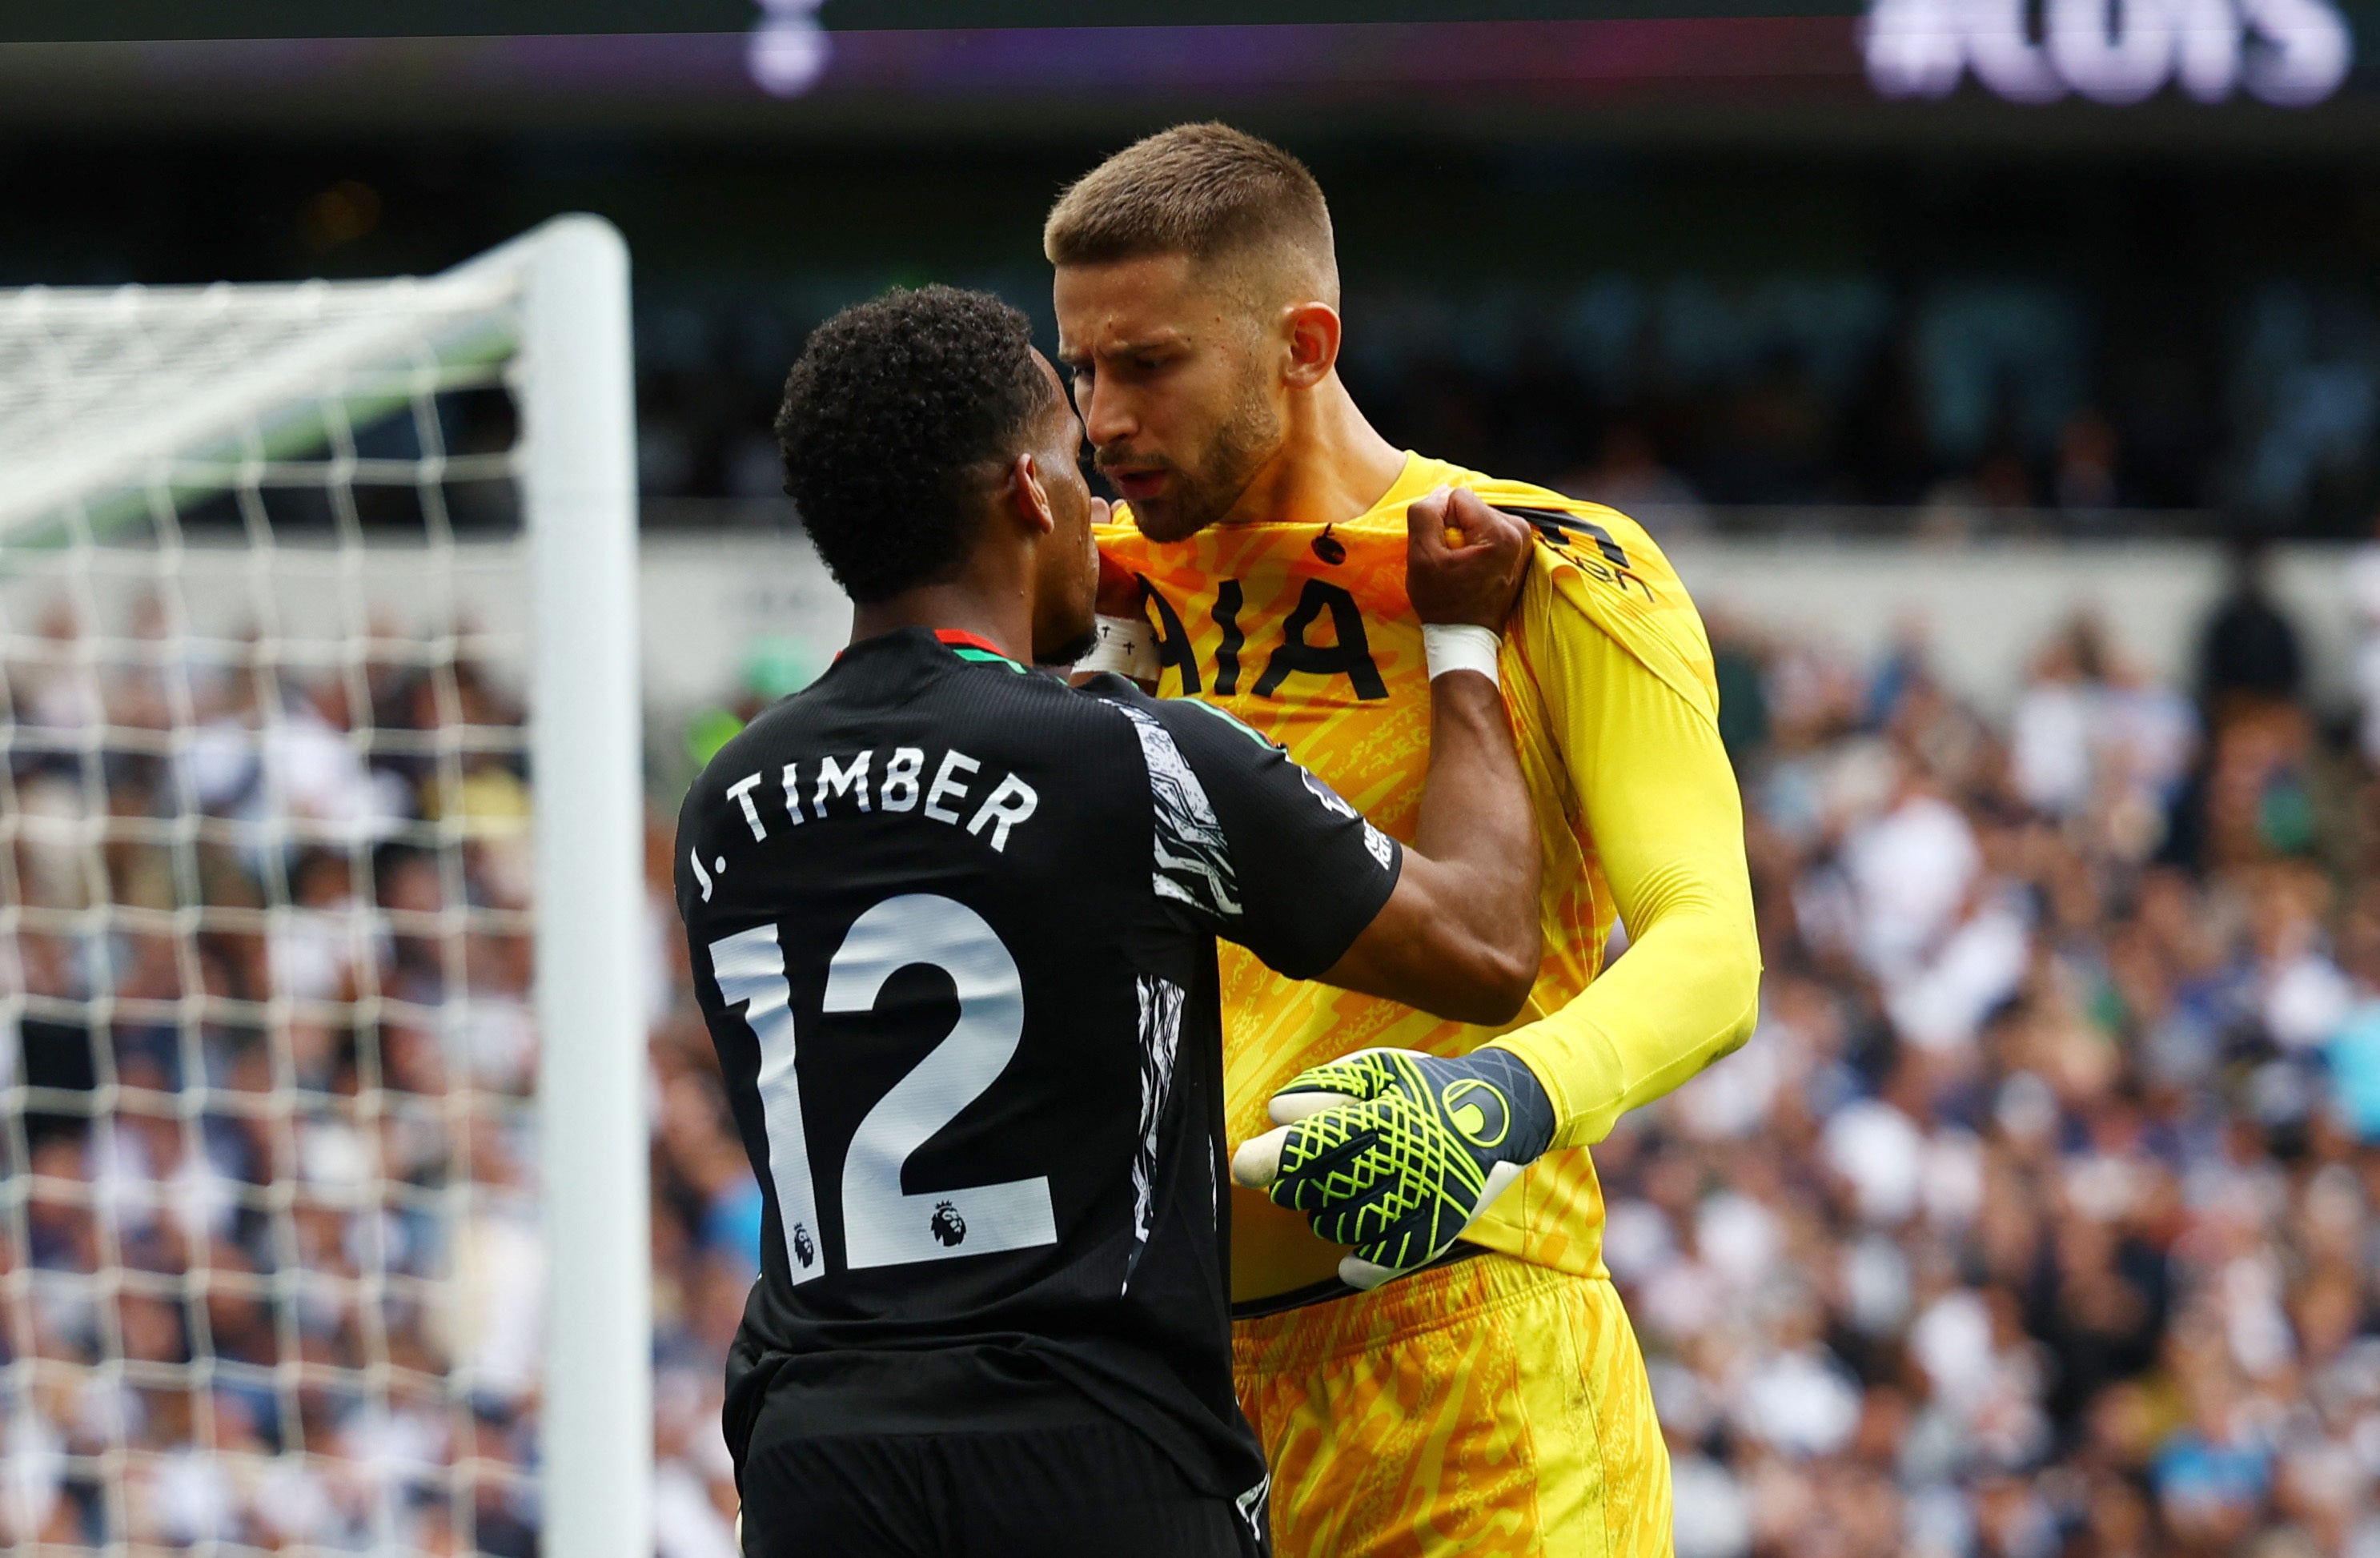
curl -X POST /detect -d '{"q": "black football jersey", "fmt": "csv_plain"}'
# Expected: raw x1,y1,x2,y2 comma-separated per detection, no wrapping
674,626,1402,1504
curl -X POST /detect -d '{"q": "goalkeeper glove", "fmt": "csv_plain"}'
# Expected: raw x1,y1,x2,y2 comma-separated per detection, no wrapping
1230,1046,1554,1291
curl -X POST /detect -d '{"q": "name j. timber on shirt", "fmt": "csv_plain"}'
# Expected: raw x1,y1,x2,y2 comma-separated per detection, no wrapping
689,745,1038,902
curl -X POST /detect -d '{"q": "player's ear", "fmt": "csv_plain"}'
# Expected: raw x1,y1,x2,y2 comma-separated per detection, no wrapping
1010,452,1057,538
1282,301,1341,390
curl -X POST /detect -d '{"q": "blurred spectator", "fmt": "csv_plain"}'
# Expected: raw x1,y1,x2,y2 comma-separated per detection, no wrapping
681,636,819,773
1566,423,1708,536
2199,539,2306,713
2346,513,2380,767
2054,411,2122,514
1711,611,1772,766
2010,618,2103,821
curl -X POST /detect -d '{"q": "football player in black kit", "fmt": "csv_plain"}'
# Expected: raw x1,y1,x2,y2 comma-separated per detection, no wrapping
676,285,1541,1557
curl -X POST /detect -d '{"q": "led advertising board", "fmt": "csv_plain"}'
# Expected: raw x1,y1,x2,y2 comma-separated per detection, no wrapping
0,0,2367,124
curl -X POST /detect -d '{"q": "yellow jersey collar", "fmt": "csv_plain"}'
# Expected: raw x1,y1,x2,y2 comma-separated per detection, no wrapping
1351,452,1461,530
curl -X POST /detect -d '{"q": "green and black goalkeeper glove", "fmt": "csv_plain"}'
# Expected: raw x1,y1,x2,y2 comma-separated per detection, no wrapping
1230,1046,1555,1291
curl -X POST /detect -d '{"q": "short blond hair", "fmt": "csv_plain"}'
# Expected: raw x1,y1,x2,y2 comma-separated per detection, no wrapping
1044,122,1337,303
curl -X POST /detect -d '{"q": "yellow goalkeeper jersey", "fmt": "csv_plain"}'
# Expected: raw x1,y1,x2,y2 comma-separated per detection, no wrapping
1098,453,1760,1305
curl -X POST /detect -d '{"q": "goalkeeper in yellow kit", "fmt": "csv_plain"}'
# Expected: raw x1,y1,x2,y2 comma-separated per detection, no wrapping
1048,124,1761,1556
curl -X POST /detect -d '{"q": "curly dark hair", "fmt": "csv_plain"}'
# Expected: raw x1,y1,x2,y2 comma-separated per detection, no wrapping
775,285,1054,604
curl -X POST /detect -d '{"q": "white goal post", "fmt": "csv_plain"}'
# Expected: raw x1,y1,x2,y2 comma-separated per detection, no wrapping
519,219,652,1558
0,217,648,1556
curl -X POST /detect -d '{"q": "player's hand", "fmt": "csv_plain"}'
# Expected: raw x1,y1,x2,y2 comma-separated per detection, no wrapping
1078,542,1164,689
1230,1046,1555,1291
1095,543,1140,619
1406,487,1532,632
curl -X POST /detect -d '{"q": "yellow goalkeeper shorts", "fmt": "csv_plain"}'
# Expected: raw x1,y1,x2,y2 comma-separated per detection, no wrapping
1232,1252,1672,1558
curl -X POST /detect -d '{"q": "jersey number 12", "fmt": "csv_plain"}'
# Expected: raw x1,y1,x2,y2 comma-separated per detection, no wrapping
708,894,1057,1285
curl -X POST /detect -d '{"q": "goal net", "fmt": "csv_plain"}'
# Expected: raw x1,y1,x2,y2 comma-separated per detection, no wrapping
0,219,648,1557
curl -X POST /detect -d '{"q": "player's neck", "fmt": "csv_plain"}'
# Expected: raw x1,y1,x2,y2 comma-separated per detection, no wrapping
849,562,1035,666
1222,373,1406,530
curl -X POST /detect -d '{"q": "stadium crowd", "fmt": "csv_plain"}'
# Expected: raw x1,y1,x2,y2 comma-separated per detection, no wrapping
633,296,2162,531
0,596,554,1556
1629,556,2380,1558
632,275,2380,537
11,527,2380,1556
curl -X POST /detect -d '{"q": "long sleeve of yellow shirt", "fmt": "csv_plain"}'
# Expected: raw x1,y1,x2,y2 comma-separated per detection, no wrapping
1487,590,1763,1151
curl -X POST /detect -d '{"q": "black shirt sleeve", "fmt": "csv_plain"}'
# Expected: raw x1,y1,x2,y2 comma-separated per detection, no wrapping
1092,680,1403,979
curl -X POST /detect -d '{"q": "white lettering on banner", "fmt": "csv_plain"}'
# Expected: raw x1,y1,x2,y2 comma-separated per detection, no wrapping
1861,0,2351,106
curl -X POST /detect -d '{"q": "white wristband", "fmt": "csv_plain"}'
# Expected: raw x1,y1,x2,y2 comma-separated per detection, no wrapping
1078,613,1161,681
1423,623,1501,685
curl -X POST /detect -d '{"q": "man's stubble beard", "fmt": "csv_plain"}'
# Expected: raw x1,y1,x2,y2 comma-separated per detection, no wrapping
1037,623,1099,665
1034,620,1099,670
1118,387,1282,544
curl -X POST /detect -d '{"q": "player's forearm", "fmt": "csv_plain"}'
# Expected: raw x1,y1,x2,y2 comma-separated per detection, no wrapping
1319,669,1539,1023
1408,668,1543,1002
1489,904,1757,1149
